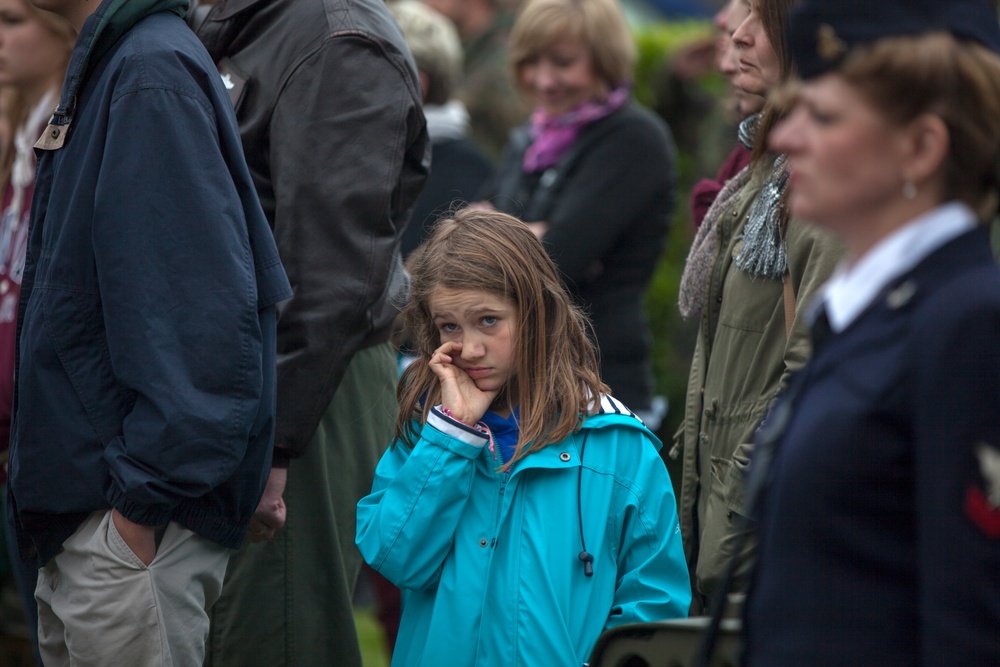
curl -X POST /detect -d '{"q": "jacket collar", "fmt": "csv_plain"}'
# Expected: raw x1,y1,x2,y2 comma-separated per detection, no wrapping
191,0,266,63
207,0,267,21
39,0,189,151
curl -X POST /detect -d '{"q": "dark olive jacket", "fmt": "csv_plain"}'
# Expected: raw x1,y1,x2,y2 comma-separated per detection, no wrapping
676,164,843,607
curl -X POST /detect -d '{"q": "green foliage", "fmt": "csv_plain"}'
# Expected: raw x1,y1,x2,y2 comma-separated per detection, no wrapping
628,19,730,446
631,20,716,110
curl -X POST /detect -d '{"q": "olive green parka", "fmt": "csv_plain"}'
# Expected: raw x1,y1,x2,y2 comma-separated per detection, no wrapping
674,163,844,611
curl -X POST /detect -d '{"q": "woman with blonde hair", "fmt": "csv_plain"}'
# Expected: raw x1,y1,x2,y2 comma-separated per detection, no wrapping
743,0,1000,663
476,0,676,427
0,0,74,662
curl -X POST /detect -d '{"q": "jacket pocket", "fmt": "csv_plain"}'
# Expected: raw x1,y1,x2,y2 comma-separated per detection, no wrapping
696,456,755,596
39,287,133,442
106,509,149,570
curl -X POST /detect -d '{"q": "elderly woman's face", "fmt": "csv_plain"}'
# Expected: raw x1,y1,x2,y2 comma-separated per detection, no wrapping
518,37,605,116
731,0,781,97
770,74,914,241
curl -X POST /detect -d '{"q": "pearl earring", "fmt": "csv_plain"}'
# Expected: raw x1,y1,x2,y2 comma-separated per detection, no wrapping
903,180,917,200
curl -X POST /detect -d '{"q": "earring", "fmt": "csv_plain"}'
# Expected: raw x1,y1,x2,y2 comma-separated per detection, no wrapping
903,180,917,200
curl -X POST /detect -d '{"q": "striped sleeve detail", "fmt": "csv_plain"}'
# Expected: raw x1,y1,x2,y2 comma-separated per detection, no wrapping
428,406,490,446
596,395,643,424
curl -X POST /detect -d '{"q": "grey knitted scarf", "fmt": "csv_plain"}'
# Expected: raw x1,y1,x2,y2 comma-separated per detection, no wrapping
678,114,791,319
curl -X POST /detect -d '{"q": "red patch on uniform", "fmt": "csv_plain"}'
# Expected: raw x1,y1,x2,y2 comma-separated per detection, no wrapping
965,486,1000,538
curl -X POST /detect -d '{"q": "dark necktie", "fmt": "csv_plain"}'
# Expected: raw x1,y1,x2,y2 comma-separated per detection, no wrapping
811,305,834,351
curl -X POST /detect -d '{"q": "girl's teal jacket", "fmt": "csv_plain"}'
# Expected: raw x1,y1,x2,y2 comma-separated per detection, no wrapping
356,396,691,666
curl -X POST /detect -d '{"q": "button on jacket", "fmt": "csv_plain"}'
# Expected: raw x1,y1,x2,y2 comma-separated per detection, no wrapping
357,397,691,667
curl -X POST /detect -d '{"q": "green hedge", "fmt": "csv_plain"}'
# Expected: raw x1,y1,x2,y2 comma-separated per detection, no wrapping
630,19,728,446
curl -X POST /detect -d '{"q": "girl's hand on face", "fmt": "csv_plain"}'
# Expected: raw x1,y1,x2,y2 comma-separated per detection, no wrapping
429,341,499,426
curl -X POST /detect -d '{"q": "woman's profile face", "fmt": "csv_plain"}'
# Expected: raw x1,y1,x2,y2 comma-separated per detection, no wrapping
770,74,914,243
518,36,606,116
0,0,67,91
731,0,781,97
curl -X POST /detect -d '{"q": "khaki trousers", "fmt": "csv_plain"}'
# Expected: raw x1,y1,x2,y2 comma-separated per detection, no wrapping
35,509,230,667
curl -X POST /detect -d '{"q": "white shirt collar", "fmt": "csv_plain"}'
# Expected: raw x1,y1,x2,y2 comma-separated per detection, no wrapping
818,202,977,332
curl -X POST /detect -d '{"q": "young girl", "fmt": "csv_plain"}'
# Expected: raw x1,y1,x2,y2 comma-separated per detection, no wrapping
356,209,690,666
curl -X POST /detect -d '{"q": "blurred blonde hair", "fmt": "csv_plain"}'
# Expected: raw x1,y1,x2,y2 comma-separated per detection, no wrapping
389,0,462,106
0,87,21,187
509,0,635,92
0,0,75,186
28,1,76,47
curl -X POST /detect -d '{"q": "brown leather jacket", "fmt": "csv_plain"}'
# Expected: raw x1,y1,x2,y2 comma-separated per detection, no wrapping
191,0,430,458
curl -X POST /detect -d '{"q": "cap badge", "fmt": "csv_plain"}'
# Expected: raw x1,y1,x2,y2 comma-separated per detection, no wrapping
886,280,917,309
965,443,1000,538
977,443,1000,508
817,23,847,61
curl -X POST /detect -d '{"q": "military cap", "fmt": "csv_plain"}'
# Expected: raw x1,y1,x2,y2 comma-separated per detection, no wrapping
788,0,1000,79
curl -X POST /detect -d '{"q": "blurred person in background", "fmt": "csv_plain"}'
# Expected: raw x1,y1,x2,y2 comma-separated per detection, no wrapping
0,3,74,662
393,0,494,260
744,1,1000,663
421,0,529,161
689,0,764,228
675,0,843,614
477,0,677,430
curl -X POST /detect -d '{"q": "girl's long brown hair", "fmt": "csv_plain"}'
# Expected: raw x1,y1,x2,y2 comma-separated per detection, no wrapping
395,208,608,466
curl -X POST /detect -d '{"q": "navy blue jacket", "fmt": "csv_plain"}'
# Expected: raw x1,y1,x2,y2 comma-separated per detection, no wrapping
8,2,291,565
745,228,1000,665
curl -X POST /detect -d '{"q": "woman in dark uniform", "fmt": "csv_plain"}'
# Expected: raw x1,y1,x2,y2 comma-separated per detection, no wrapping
743,1,1000,665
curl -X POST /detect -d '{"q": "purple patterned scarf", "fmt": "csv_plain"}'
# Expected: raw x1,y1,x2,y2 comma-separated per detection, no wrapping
522,84,630,173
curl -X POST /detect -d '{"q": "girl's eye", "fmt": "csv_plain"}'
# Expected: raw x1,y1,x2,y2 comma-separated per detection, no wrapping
439,323,458,333
481,316,498,327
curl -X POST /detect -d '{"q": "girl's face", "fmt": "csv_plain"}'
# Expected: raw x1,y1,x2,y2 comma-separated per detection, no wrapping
518,36,606,116
731,0,781,97
769,74,916,250
0,0,68,93
429,288,518,394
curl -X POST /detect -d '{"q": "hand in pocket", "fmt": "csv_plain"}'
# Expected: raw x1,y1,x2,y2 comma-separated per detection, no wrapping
111,509,157,566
